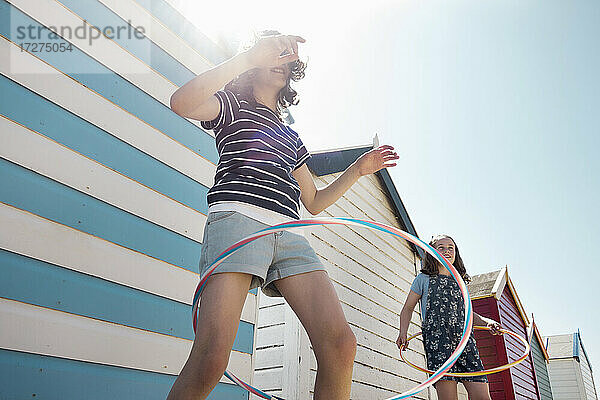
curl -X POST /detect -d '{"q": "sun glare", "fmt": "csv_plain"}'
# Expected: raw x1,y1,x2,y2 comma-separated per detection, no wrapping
170,0,371,55
174,0,299,55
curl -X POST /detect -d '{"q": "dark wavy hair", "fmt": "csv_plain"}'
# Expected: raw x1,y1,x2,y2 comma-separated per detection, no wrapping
421,234,471,282
224,30,306,118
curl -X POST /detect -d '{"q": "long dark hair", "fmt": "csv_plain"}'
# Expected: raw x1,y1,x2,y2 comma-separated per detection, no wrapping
421,234,471,282
224,30,306,117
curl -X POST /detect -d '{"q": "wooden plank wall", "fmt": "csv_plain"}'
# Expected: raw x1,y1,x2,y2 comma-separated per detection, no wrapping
531,335,554,400
473,296,514,400
548,358,585,399
498,287,539,399
254,295,288,396
0,1,256,399
578,340,598,400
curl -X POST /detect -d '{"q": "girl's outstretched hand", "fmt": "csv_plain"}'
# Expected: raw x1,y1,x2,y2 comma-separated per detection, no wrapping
355,145,399,176
245,35,306,69
396,331,409,351
487,320,502,335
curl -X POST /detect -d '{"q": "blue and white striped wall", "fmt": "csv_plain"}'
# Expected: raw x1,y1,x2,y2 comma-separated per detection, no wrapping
0,1,257,399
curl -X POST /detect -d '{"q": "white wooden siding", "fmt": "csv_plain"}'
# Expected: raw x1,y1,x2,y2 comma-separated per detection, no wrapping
546,334,598,400
548,359,586,399
578,341,598,400
1,1,257,397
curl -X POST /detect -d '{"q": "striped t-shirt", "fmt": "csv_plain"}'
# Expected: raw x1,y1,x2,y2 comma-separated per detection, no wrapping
201,90,311,220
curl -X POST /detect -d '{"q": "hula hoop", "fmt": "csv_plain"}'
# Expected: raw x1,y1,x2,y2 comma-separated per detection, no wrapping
399,326,531,377
191,217,473,400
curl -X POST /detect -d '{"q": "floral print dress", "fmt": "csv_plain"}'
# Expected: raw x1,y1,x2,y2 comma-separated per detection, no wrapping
422,274,488,383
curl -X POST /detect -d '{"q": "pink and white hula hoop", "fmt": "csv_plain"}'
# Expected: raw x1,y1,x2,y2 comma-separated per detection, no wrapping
191,217,474,399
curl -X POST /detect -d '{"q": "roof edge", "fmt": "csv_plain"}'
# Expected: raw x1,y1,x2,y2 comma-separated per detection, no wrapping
505,273,531,326
310,144,376,155
576,330,594,372
532,319,550,361
376,169,422,258
491,266,507,299
307,145,372,176
471,294,495,301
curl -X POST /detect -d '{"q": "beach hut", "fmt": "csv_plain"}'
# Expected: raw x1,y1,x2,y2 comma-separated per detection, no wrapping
253,144,432,399
530,320,554,400
545,331,598,400
460,267,539,400
0,1,257,399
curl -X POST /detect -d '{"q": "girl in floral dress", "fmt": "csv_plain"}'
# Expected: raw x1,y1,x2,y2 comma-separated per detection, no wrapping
396,235,502,400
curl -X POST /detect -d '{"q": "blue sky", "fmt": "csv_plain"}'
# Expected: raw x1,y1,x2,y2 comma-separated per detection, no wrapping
184,0,600,386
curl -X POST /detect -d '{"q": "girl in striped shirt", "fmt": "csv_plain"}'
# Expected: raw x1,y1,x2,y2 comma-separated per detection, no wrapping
168,31,398,400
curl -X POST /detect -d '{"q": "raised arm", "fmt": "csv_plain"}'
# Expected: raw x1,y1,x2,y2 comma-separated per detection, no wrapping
474,313,502,335
169,35,305,121
292,145,399,215
169,53,251,120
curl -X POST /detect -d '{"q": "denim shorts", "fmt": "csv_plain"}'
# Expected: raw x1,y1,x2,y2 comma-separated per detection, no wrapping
199,211,326,297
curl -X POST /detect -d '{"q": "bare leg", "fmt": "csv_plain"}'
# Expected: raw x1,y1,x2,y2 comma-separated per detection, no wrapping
435,380,458,400
274,271,357,400
166,273,253,400
463,381,492,400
